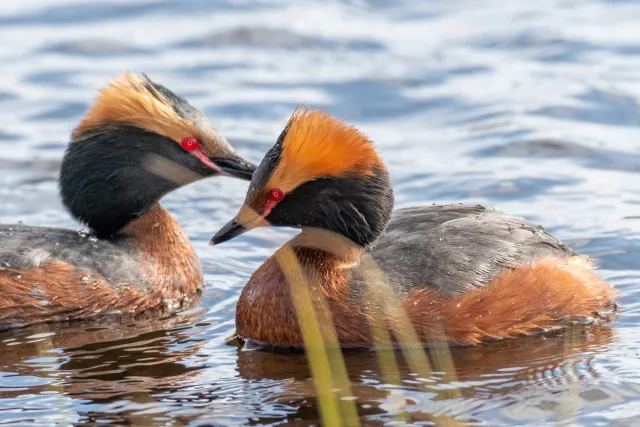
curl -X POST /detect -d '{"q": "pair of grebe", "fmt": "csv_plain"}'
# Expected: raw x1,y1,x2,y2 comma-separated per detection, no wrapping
0,77,616,346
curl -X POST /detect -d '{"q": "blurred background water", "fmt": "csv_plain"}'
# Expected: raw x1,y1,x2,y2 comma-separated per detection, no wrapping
1,0,640,425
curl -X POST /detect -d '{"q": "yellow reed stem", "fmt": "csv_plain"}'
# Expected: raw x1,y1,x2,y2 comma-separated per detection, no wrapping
233,210,349,425
359,255,465,426
359,256,434,382
273,246,343,427
274,244,360,427
363,289,408,424
299,262,361,426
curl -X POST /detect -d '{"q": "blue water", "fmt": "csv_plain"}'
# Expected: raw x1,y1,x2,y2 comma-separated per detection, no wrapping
1,0,640,425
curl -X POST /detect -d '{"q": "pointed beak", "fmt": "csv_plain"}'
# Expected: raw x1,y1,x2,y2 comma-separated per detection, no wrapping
209,206,267,246
209,218,247,245
209,155,256,181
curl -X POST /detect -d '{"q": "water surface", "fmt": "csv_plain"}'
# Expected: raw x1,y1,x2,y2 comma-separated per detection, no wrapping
1,0,640,425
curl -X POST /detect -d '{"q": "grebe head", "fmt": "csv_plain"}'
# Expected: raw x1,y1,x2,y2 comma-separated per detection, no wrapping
210,109,394,249
59,72,256,237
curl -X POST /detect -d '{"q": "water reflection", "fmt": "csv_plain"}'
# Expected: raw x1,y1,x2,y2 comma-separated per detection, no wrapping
2,321,622,425
232,327,619,420
1,314,205,401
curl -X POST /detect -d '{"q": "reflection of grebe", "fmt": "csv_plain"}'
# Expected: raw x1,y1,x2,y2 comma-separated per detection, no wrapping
0,73,255,330
234,327,616,387
212,109,617,346
232,328,617,424
0,314,205,404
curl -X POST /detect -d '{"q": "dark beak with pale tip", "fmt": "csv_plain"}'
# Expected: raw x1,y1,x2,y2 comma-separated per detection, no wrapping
209,219,247,246
210,156,256,180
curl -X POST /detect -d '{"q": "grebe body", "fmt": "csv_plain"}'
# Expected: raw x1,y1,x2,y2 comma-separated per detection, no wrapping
211,110,616,347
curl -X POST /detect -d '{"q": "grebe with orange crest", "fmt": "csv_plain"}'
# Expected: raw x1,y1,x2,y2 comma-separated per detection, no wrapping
0,73,256,329
211,109,617,347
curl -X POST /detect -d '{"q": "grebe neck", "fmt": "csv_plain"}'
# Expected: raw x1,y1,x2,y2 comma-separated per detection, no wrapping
123,204,203,297
291,228,365,268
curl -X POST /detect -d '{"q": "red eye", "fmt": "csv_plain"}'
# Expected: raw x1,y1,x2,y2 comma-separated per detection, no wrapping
269,189,284,202
181,137,199,151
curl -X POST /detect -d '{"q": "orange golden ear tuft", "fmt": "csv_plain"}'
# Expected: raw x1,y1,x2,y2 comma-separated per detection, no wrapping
266,109,384,192
72,73,227,156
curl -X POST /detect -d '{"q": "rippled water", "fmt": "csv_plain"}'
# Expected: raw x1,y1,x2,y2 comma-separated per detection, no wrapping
1,0,640,425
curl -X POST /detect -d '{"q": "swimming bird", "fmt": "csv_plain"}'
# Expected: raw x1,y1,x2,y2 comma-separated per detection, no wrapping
0,73,256,330
210,109,617,347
